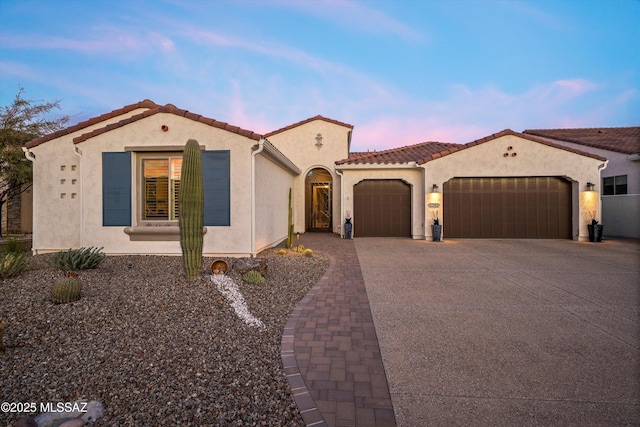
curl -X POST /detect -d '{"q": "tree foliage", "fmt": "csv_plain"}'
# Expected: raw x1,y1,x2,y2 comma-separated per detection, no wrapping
0,87,70,234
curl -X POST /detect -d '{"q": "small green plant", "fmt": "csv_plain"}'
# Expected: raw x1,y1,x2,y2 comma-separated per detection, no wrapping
51,247,106,271
51,278,82,304
0,252,29,279
242,270,266,286
303,248,314,257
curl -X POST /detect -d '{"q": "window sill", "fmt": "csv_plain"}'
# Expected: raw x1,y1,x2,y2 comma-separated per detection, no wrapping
124,226,207,241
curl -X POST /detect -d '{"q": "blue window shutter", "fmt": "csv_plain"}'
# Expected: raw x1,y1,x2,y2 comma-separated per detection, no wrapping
202,150,230,226
103,152,131,226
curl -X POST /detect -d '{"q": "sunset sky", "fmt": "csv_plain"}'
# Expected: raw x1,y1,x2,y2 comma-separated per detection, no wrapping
1,0,638,152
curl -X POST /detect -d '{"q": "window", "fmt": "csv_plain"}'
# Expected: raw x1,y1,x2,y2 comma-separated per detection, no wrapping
103,150,230,228
142,157,182,220
603,175,627,195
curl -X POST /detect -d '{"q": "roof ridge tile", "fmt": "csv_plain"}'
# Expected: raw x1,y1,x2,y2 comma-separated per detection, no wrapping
266,115,353,137
26,100,160,148
70,103,263,144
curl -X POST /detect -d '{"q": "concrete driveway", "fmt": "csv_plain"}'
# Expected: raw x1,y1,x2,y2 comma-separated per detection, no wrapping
355,238,640,426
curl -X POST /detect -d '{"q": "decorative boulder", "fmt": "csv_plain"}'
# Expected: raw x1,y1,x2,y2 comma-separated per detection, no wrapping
14,417,37,427
233,258,268,275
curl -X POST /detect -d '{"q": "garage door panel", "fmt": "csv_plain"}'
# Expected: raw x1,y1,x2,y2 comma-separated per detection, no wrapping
354,180,411,237
444,177,571,239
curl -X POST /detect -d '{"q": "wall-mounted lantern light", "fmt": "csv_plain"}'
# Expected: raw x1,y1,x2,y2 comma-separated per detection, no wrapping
432,184,439,193
315,133,323,149
586,182,595,191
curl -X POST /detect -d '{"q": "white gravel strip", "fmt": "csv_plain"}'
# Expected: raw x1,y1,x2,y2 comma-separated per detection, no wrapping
212,274,265,329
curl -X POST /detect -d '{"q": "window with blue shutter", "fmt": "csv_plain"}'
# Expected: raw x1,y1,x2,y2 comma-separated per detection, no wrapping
202,150,230,226
103,152,132,226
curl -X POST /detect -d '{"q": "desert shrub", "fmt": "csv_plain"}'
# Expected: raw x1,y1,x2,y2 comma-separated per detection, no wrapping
303,248,314,258
278,249,287,255
0,252,29,279
52,247,106,271
242,270,265,286
51,278,82,304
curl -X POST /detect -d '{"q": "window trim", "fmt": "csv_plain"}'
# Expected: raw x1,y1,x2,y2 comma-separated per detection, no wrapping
136,151,183,225
602,175,628,195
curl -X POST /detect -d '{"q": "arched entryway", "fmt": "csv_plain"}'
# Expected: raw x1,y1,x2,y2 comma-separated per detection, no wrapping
305,168,333,231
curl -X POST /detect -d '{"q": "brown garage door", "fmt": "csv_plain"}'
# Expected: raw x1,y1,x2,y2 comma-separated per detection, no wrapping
443,177,571,239
354,179,411,237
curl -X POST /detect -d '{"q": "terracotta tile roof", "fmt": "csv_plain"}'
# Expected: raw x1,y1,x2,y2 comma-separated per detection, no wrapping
265,115,354,137
415,129,607,164
337,129,608,166
336,141,460,165
523,127,640,155
25,99,159,149
72,103,263,144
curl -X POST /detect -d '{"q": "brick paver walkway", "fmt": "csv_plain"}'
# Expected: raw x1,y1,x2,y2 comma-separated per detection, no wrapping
281,233,396,427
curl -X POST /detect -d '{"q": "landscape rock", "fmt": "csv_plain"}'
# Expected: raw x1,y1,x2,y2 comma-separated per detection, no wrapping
79,400,103,423
233,257,268,275
58,418,86,427
1,250,329,425
13,417,37,427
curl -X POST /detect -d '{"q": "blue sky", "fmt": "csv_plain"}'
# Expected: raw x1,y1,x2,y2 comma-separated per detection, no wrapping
1,0,638,151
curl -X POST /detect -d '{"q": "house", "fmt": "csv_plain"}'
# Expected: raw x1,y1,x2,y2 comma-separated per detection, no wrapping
524,127,640,239
24,100,608,256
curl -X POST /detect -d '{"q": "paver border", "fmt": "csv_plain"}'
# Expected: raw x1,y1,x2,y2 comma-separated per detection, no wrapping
281,253,336,427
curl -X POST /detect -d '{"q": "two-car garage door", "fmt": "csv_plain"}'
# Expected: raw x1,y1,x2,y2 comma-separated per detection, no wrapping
352,177,571,239
443,177,572,239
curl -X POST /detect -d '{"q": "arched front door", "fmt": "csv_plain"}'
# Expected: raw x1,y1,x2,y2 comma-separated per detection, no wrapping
305,168,333,231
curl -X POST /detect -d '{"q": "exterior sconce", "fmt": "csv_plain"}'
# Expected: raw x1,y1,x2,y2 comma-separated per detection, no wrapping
586,182,595,191
315,133,323,149
432,184,439,193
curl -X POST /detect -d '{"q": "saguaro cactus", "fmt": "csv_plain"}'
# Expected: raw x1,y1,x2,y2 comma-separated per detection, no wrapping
179,139,204,281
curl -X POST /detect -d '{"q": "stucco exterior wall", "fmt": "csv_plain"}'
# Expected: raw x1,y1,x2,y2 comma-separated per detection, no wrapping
338,166,425,239
424,135,606,241
532,139,640,238
27,108,151,252
254,154,296,253
535,139,640,194
267,120,350,234
30,113,258,255
602,195,640,238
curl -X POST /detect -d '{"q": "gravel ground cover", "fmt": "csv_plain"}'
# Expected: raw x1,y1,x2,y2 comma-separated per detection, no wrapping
1,249,329,426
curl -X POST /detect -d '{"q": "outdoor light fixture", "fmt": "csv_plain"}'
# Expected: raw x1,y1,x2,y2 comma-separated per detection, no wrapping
432,184,439,193
586,182,595,191
315,133,323,149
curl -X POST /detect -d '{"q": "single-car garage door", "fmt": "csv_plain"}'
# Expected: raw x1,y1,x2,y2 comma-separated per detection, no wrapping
444,177,571,239
354,179,411,237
